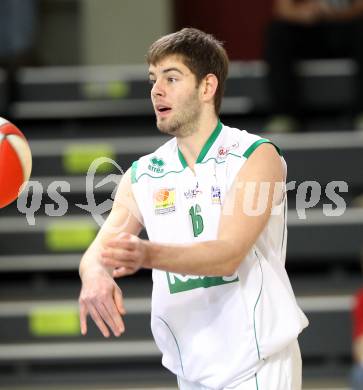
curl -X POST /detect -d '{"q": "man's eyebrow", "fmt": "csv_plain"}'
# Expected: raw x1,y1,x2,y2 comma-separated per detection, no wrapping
148,67,184,77
163,67,184,75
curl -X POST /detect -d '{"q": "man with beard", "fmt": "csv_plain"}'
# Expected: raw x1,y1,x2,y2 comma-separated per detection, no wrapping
79,28,308,390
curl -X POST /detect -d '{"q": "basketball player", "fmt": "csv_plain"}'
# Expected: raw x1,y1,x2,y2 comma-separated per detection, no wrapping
79,28,308,390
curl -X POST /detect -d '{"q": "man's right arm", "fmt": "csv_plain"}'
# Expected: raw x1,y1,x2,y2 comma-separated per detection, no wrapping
78,167,143,337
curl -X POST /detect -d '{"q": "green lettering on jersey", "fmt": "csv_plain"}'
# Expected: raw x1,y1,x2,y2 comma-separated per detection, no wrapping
189,204,204,237
166,272,239,294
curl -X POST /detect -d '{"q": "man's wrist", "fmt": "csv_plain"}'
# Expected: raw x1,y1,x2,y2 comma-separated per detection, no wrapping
143,240,156,269
79,259,111,281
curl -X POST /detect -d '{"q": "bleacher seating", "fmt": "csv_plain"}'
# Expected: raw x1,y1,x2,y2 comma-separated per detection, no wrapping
0,60,362,389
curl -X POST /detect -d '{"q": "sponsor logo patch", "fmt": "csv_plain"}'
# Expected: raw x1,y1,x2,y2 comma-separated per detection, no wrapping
154,188,175,214
217,142,239,160
211,185,221,205
184,182,202,199
166,272,239,294
148,156,165,174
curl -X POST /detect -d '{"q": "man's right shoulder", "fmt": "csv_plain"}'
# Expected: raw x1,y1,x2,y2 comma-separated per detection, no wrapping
131,137,180,184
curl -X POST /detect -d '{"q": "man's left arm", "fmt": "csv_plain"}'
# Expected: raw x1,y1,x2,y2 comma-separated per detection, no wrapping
102,144,284,278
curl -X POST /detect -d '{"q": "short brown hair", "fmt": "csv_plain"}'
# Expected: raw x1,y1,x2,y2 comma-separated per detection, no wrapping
147,28,229,115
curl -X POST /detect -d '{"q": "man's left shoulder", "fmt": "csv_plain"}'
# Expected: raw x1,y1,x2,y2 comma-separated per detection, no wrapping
221,124,280,159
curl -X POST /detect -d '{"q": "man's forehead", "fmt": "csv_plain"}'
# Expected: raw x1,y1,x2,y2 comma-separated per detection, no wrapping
148,55,189,74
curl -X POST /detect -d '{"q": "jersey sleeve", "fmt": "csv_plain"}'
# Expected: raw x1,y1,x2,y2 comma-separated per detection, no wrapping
131,160,139,184
243,138,282,159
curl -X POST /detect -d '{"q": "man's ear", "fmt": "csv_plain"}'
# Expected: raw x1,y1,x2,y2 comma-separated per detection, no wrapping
200,73,218,103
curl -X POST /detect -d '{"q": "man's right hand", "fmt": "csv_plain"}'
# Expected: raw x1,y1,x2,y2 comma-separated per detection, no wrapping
79,267,126,338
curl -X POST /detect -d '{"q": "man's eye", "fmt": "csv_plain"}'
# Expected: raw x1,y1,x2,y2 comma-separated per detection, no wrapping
168,78,177,83
149,79,156,85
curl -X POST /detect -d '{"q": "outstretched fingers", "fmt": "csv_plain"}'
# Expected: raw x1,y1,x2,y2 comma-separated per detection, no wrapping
79,283,126,337
88,304,111,338
114,286,126,315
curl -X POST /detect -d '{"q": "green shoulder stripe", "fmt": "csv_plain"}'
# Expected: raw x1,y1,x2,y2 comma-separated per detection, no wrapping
243,138,282,159
196,119,223,163
131,160,138,184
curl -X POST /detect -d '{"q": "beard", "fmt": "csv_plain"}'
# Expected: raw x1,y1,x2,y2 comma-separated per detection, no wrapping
156,91,201,138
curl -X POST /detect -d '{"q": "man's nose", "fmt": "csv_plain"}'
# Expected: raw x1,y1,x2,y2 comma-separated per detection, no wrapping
151,79,165,97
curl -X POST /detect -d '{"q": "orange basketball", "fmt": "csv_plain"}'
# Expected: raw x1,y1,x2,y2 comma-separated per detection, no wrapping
0,117,32,208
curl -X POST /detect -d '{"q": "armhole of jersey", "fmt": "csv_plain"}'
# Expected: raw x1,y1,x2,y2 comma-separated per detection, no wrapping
131,160,138,184
243,138,282,159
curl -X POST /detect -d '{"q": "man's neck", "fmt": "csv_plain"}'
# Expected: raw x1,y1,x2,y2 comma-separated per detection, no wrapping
177,115,219,170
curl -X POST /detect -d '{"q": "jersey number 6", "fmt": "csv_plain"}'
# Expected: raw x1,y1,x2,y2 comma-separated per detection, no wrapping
189,204,204,237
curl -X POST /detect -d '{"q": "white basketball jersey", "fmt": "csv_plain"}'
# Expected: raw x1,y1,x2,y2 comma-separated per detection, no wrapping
131,121,308,389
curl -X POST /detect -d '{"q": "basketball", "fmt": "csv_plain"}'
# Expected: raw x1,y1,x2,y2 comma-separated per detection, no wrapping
0,117,32,208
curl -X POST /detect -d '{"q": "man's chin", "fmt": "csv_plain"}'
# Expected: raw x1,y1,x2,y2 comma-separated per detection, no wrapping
156,119,177,135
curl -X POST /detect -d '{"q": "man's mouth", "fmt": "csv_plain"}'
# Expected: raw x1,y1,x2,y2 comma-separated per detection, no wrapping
156,105,172,115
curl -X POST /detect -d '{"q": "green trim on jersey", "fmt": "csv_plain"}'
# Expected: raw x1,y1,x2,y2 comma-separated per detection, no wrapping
131,161,138,184
253,250,263,361
134,128,281,183
156,316,185,375
178,148,188,169
136,168,185,182
196,119,223,163
199,153,241,166
177,119,223,167
135,152,240,183
243,139,282,159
